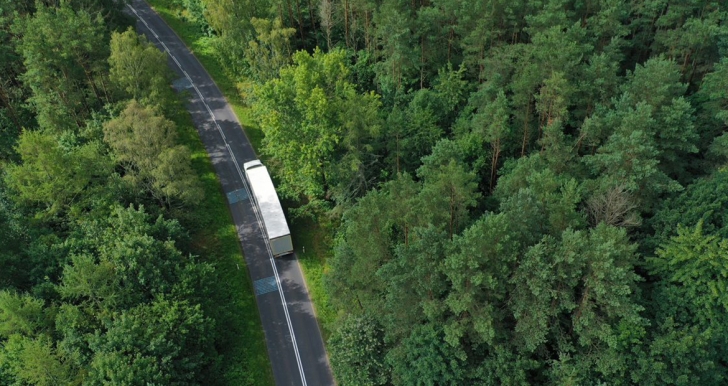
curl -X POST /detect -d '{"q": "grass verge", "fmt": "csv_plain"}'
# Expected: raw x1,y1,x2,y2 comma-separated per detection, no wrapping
167,96,274,386
290,216,337,340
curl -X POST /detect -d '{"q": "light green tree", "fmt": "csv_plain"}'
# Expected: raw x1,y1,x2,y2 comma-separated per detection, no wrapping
0,291,48,338
58,254,118,309
253,48,381,202
103,100,203,208
109,28,172,110
0,334,75,386
5,130,111,214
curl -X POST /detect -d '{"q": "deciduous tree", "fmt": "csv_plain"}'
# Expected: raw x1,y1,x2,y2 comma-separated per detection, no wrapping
109,28,171,110
253,48,381,202
103,100,203,207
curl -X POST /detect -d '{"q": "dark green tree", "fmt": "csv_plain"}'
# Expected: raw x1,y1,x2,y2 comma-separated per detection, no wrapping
328,315,389,386
87,298,213,385
14,3,110,131
387,324,466,386
442,213,518,348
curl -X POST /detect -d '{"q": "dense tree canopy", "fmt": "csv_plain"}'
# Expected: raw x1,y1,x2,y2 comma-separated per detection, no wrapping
191,0,728,384
2,0,728,384
0,2,243,384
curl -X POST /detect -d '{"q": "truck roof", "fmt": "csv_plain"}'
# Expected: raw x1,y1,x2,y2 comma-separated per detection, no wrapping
243,161,290,240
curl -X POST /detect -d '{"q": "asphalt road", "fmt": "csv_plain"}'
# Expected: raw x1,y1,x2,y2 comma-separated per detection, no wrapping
127,1,335,385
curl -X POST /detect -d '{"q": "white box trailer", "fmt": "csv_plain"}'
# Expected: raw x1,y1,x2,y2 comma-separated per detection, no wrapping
243,160,294,257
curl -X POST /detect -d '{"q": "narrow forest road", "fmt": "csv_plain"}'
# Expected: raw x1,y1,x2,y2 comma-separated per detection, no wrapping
126,1,335,385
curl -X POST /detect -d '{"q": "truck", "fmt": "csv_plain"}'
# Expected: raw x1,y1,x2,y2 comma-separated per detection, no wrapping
243,160,294,257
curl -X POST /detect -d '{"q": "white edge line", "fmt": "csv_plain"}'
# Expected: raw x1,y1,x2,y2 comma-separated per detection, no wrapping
127,3,307,386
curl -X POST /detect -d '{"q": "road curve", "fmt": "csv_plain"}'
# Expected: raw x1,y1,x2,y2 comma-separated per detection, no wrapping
127,1,335,385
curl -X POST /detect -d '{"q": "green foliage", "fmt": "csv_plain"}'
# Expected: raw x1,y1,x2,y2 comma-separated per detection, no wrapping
0,292,49,338
88,298,213,385
387,324,466,386
14,2,110,131
252,48,382,202
109,28,173,110
636,222,728,385
0,0,34,161
5,130,112,214
0,205,220,385
329,315,389,386
649,223,728,328
326,187,396,312
582,98,682,207
126,1,276,382
513,225,643,357
0,189,31,290
0,0,273,383
384,98,441,175
495,155,586,238
699,58,728,166
61,205,196,306
0,334,75,386
138,0,728,383
701,58,728,127
646,1,728,84
443,213,518,346
243,17,295,83
103,100,204,207
418,159,480,238
481,91,512,174
648,170,728,251
203,0,268,78
381,225,450,336
179,0,209,31
631,320,723,386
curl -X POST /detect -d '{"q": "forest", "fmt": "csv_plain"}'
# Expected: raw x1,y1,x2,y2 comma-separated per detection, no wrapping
1,0,728,385
0,0,272,384
169,0,728,384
